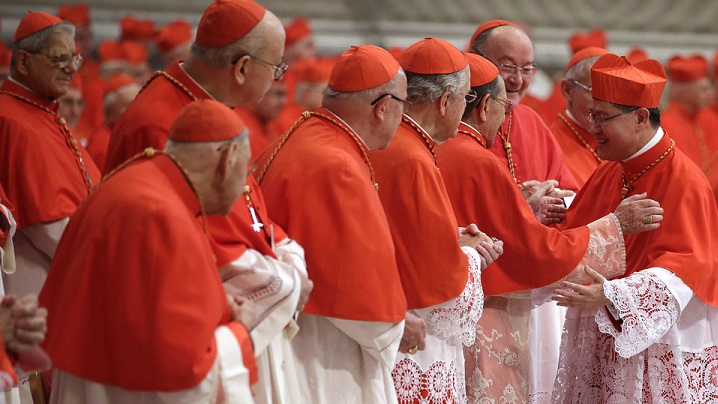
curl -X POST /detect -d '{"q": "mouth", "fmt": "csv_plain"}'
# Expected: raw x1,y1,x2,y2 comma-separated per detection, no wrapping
596,138,608,145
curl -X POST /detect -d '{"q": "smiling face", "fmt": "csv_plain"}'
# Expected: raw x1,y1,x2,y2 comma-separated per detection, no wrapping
588,99,648,161
480,26,534,109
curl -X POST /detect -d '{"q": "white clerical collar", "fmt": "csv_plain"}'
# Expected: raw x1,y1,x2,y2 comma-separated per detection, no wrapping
178,62,214,99
323,108,369,148
8,77,51,101
564,109,578,123
461,120,482,135
622,127,664,163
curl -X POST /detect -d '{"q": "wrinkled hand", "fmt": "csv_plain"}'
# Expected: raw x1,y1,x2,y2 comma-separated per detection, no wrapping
458,225,503,268
552,268,611,308
398,311,427,354
228,295,256,330
1,295,48,352
613,193,663,236
521,181,568,225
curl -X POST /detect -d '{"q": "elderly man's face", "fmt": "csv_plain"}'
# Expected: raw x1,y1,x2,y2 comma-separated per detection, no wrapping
23,31,78,100
58,87,84,129
480,27,535,110
485,78,509,148
255,81,287,123
588,99,643,161
565,63,595,131
435,66,470,145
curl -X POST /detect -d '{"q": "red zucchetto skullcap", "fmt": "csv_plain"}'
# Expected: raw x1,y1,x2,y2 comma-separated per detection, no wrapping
285,17,312,47
104,74,136,96
119,41,148,64
400,38,468,75
565,46,609,73
465,53,498,87
469,20,520,49
328,45,400,92
591,54,666,108
155,20,193,54
120,16,156,42
626,47,648,64
568,29,607,54
387,47,404,62
58,4,90,27
195,0,266,48
294,57,334,83
13,12,63,43
170,100,247,143
667,54,708,83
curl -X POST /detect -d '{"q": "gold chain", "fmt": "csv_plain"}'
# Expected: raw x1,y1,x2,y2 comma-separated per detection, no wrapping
621,139,675,198
401,115,437,166
459,127,486,148
0,90,94,191
557,113,601,162
140,70,198,101
257,111,379,191
496,111,517,182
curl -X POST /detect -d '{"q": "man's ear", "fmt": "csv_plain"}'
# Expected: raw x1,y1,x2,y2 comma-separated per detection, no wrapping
216,142,239,182
438,90,452,116
478,94,491,123
559,79,573,101
232,55,252,85
14,51,31,77
634,107,651,130
371,97,388,123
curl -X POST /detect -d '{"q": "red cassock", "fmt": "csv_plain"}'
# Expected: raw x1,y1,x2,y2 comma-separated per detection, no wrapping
661,102,704,167
0,80,100,229
39,154,256,391
105,61,288,264
437,122,590,295
549,113,602,187
371,116,468,310
86,123,112,170
490,104,579,191
235,108,276,162
560,134,718,305
255,109,406,321
695,102,718,202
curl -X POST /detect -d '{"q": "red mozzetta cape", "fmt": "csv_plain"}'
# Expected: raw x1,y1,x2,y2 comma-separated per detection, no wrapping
255,109,406,322
549,113,602,187
0,80,100,229
490,104,579,191
661,101,703,167
39,154,256,390
437,122,590,295
86,123,112,170
561,134,718,305
696,103,718,202
371,116,469,310
105,61,288,264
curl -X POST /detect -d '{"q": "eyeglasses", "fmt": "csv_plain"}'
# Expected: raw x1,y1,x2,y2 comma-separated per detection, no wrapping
490,95,512,112
569,79,592,92
371,93,412,113
586,107,639,126
27,51,83,70
497,63,537,78
233,53,288,81
459,89,478,103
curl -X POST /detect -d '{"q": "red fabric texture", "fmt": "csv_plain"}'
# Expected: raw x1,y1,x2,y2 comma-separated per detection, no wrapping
560,134,718,305
256,108,406,321
437,122,590,295
371,118,469,309
696,103,718,202
0,80,100,229
40,154,255,390
661,102,704,167
549,113,602,187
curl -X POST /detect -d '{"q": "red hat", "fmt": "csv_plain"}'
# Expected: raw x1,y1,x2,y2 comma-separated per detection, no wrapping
119,41,148,64
285,17,312,47
666,54,708,83
104,74,136,96
120,15,156,42
98,40,123,64
169,99,247,143
465,53,498,87
591,54,666,108
626,47,648,64
294,57,334,83
469,20,520,49
195,0,266,48
328,45,400,92
387,47,404,62
400,37,468,75
568,29,607,54
565,46,609,73
155,20,193,54
13,11,63,43
58,3,90,27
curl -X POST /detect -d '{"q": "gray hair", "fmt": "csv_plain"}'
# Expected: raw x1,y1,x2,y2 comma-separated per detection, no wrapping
405,69,468,104
189,21,266,68
11,22,75,68
564,55,601,82
323,69,407,106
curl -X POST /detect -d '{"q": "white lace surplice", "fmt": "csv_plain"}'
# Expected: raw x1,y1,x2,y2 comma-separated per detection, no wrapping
467,214,626,404
553,269,718,403
393,246,483,404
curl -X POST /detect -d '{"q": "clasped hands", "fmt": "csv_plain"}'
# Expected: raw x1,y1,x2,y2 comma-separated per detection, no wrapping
520,180,572,225
0,295,47,353
552,267,612,309
458,224,503,270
